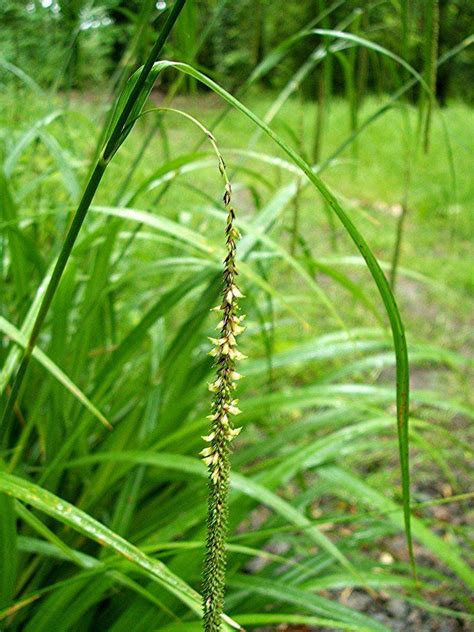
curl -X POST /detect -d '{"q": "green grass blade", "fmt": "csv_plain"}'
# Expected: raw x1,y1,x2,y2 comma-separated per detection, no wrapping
319,466,474,591
0,173,30,299
0,471,229,622
228,575,388,631
65,451,362,576
0,316,111,430
0,492,17,608
313,29,429,92
0,265,54,395
151,60,415,573
0,58,46,96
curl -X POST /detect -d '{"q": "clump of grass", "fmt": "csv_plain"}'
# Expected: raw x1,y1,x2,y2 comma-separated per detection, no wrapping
201,149,245,631
0,0,187,439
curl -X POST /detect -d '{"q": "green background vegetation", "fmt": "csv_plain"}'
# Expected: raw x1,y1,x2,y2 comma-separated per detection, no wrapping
0,1,473,630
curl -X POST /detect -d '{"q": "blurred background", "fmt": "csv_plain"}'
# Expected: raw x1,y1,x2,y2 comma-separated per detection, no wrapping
1,0,473,100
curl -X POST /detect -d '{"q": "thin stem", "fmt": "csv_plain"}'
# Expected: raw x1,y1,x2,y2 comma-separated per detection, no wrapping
390,202,408,290
290,180,301,256
390,102,413,290
423,0,439,153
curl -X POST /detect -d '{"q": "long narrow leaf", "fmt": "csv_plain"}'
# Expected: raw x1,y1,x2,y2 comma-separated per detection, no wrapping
146,60,415,570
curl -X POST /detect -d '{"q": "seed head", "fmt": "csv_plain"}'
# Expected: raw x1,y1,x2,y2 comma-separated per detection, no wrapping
202,147,246,631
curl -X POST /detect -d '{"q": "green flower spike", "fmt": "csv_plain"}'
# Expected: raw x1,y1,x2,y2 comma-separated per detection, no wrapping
202,160,245,632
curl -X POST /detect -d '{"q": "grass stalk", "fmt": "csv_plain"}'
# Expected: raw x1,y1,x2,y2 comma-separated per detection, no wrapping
390,108,414,291
389,196,409,290
423,0,440,152
312,0,332,164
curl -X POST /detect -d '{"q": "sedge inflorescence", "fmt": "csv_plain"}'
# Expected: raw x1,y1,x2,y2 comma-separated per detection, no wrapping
201,156,246,631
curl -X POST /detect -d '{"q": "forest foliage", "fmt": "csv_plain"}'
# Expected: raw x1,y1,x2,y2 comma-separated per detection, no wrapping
1,0,473,102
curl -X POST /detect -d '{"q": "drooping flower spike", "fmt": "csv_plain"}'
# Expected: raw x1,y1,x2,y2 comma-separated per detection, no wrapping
201,151,245,632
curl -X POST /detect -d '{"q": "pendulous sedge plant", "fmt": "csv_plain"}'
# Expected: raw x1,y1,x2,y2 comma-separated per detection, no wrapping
201,152,245,631
2,3,473,630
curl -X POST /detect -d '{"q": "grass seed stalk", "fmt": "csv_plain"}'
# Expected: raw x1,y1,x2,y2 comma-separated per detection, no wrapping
202,154,245,631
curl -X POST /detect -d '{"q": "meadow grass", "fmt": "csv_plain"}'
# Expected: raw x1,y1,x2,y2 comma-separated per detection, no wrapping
0,71,473,631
